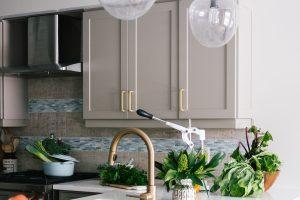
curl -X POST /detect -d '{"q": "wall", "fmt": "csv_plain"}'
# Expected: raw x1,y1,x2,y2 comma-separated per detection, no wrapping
244,0,300,189
12,77,243,173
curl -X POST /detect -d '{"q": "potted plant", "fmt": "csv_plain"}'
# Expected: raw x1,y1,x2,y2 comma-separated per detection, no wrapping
211,126,281,197
155,149,225,200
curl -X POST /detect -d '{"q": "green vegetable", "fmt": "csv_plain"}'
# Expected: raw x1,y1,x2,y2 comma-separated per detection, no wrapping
249,152,281,173
231,126,281,172
98,164,147,186
26,135,74,163
42,134,71,155
178,153,188,172
156,150,225,192
211,161,264,197
26,145,53,162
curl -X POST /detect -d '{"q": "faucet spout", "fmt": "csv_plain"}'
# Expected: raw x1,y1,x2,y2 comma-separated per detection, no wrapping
108,128,156,200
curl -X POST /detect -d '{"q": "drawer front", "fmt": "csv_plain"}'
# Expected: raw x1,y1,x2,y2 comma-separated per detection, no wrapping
59,191,99,200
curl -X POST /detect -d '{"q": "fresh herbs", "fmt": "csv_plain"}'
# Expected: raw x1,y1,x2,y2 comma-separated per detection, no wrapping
155,150,225,192
98,164,148,186
231,126,281,172
210,161,264,197
42,134,71,155
26,134,73,162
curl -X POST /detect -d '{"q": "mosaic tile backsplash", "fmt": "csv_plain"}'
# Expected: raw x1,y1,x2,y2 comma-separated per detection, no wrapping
20,136,241,154
10,77,244,172
29,98,83,113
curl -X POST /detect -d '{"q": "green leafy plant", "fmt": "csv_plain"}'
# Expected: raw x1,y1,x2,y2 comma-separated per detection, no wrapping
42,134,71,155
210,161,264,197
26,134,73,163
231,126,281,172
155,150,225,192
98,164,147,186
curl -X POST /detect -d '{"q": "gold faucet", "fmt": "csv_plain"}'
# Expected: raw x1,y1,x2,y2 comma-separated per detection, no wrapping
108,128,156,200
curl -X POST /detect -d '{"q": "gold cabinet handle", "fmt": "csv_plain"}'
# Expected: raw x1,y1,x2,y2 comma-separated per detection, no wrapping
179,89,185,112
121,91,126,112
128,91,135,112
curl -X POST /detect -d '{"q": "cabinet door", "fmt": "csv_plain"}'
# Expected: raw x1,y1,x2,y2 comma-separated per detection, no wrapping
128,1,178,119
83,10,128,119
0,191,15,200
59,191,98,200
179,0,235,119
3,76,28,120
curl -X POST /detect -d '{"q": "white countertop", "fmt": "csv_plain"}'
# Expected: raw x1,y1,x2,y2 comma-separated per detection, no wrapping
53,179,300,200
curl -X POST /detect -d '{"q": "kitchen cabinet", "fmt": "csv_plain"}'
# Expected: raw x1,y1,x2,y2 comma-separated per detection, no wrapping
83,0,253,128
127,1,178,119
178,0,252,122
83,10,128,120
0,191,12,200
179,0,235,119
83,1,178,120
0,21,28,127
59,191,99,200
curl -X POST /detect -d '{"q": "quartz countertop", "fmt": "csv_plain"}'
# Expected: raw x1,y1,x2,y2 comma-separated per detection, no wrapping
53,179,300,200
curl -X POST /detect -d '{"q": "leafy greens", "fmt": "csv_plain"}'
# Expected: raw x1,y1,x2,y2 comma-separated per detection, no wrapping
210,161,264,197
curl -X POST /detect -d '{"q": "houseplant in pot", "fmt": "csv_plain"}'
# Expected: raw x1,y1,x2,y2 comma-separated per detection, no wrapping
26,134,78,177
211,126,281,197
155,149,225,200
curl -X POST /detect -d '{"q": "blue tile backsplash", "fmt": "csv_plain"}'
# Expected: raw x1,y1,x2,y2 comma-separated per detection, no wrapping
29,98,83,113
20,136,240,154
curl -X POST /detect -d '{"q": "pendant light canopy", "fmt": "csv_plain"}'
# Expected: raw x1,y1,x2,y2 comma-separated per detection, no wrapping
189,0,238,48
99,0,156,21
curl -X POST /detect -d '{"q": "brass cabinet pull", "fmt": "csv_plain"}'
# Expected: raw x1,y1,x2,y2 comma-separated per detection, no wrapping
128,91,135,112
179,88,185,112
121,91,126,112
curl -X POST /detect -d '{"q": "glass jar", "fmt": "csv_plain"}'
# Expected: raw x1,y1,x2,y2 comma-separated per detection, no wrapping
3,153,17,173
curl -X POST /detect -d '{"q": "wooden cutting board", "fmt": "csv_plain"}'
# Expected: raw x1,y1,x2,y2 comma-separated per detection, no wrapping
107,184,147,191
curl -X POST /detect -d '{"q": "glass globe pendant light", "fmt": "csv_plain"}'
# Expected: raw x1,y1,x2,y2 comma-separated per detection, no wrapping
99,0,156,20
189,0,238,48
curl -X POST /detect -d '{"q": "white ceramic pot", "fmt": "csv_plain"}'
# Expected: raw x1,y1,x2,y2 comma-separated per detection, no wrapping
43,161,75,177
172,179,195,200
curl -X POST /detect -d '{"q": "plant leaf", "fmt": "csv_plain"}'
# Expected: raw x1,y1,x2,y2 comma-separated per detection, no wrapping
155,161,164,172
231,146,245,162
164,169,178,182
206,152,225,170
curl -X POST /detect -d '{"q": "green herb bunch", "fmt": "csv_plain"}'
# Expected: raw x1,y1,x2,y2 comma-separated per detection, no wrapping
42,134,71,155
155,150,225,192
98,164,148,186
231,126,281,172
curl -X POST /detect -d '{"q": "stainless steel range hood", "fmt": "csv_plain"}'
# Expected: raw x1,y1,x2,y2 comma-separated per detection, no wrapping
2,12,82,77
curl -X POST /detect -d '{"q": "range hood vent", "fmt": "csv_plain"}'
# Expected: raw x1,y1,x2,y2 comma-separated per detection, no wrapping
2,12,82,77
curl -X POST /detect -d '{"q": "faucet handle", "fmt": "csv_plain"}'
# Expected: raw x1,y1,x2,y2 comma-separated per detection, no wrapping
136,109,153,119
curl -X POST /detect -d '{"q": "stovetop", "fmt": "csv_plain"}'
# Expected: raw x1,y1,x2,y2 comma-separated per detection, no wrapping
0,170,98,185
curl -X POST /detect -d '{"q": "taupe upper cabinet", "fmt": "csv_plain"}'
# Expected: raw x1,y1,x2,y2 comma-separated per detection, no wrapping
178,0,253,125
83,0,253,128
83,2,178,120
179,0,235,119
0,21,28,127
83,10,128,119
127,1,178,119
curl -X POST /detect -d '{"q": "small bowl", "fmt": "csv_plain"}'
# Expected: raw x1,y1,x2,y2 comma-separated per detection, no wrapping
43,161,75,177
264,171,280,191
